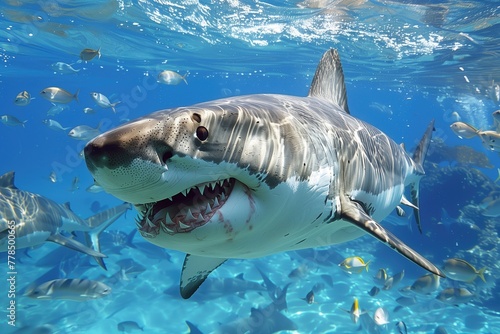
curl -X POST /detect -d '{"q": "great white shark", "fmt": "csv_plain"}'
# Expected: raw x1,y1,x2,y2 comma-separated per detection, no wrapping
0,171,131,269
84,49,444,298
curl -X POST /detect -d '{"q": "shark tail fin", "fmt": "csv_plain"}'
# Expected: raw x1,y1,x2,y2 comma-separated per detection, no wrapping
84,203,132,270
410,119,435,234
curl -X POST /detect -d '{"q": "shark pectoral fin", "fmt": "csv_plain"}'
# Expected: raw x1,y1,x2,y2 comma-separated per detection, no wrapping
400,195,418,210
84,203,132,270
180,254,226,299
410,119,435,234
47,234,106,258
340,200,445,278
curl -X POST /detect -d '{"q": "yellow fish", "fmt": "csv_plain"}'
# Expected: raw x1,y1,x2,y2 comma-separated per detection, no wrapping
339,256,370,274
442,258,486,283
341,297,363,324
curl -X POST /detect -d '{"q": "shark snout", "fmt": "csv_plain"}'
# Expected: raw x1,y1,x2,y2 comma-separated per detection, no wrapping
84,135,132,173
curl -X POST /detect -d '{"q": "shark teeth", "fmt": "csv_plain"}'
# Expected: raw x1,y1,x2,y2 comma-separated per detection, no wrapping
205,203,212,215
138,178,236,236
179,221,190,229
197,183,206,195
185,209,195,221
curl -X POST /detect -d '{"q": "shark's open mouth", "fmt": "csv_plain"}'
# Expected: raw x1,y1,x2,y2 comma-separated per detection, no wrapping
135,178,236,237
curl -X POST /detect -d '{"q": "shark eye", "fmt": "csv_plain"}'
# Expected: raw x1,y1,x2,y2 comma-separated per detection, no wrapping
196,126,209,141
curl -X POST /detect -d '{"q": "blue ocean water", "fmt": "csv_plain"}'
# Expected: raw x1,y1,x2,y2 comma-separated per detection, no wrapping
1,1,500,333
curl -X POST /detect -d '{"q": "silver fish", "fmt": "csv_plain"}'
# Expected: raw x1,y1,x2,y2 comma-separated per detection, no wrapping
436,287,474,305
47,103,70,116
25,278,111,301
157,70,189,85
373,307,390,325
90,92,120,113
49,171,57,183
14,90,32,106
450,121,478,139
478,130,500,151
68,125,100,141
410,273,440,294
1,114,27,127
40,87,79,104
42,119,70,132
51,61,80,74
83,107,95,114
70,176,79,192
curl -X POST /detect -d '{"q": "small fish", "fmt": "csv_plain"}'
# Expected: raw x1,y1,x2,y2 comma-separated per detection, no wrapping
1,115,27,127
83,107,95,114
90,92,120,113
395,296,417,306
368,286,380,297
442,258,486,283
348,298,362,324
373,307,389,325
25,278,111,301
40,87,79,104
396,206,405,217
495,168,500,183
288,264,309,279
14,90,33,106
341,298,364,324
68,124,101,141
398,286,413,296
339,256,370,274
42,119,70,132
478,130,500,150
395,321,407,334
157,70,189,85
482,197,500,217
493,110,500,123
383,270,404,290
117,320,144,333
450,121,478,139
436,287,474,305
70,176,80,192
80,47,101,61
450,111,461,122
47,103,70,116
51,61,80,74
434,325,449,334
373,268,388,286
302,290,315,304
86,183,104,193
49,171,57,183
410,274,440,295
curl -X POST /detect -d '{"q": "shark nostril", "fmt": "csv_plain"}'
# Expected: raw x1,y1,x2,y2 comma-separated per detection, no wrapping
162,151,173,164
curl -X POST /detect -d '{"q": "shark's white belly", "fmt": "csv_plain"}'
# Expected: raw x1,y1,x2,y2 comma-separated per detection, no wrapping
145,166,374,258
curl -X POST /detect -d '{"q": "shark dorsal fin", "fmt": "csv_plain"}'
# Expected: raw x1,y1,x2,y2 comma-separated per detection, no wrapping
62,202,72,210
0,171,17,189
308,49,350,114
